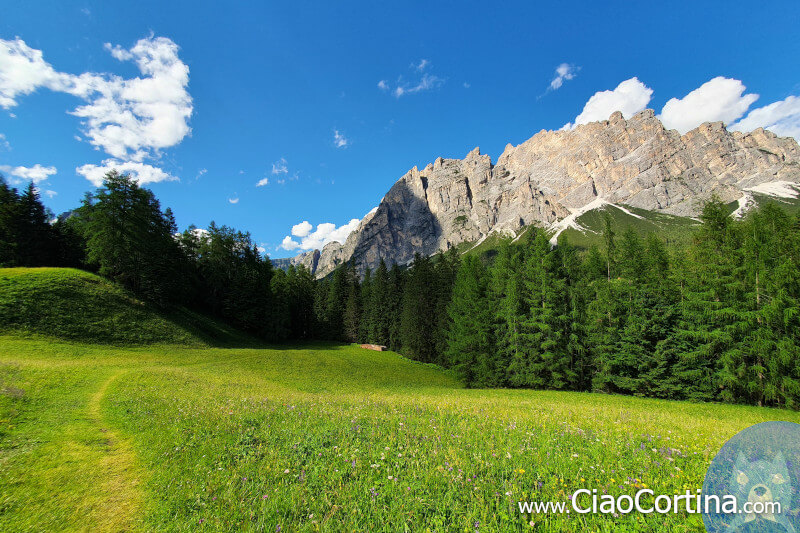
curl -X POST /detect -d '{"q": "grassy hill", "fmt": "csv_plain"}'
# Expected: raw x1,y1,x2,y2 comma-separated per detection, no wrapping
458,204,699,262
558,203,699,249
0,268,251,346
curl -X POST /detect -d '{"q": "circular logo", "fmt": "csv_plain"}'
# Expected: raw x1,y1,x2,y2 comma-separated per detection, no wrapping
703,421,800,533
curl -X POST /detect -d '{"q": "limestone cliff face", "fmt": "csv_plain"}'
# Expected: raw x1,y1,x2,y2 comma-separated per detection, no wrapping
291,110,800,278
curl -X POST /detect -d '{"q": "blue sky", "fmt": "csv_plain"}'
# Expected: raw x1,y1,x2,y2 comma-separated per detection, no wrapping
1,1,799,257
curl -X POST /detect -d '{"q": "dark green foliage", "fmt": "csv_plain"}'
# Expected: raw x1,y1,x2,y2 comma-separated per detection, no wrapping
0,177,84,268
178,221,277,338
445,255,491,386
438,200,800,408
75,171,187,305
400,254,438,362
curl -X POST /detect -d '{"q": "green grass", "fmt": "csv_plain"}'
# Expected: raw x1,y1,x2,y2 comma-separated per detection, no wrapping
0,268,254,346
2,336,799,532
3,267,800,531
456,205,699,262
558,204,699,249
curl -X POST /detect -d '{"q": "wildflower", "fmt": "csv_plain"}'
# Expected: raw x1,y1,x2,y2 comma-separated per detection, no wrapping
284,469,290,474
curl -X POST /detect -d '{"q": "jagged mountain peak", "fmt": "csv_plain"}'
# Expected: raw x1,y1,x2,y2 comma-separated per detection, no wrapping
285,111,800,278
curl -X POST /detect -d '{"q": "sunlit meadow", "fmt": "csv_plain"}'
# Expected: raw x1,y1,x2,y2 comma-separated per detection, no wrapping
2,337,799,532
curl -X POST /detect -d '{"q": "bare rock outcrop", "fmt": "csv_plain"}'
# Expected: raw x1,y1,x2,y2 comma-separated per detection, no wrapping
289,110,800,277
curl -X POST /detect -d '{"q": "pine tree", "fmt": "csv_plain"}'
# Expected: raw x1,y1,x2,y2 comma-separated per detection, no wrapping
369,259,392,345
387,263,404,351
489,242,525,387
518,232,572,389
77,170,185,305
343,262,361,343
400,254,437,361
359,268,373,342
445,255,492,387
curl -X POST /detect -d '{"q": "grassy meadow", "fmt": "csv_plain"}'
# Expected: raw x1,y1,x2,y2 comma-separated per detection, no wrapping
2,268,800,532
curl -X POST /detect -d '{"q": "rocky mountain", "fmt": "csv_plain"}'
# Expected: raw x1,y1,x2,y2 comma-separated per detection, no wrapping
286,109,800,278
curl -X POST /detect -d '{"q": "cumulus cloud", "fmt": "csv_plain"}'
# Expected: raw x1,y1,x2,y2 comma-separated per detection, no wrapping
0,163,57,183
280,208,376,252
377,79,389,91
281,235,301,251
76,159,176,186
729,95,800,140
0,35,192,184
564,77,653,129
43,189,57,198
333,130,349,148
256,177,269,187
659,77,759,133
291,220,313,237
271,157,288,175
549,63,579,91
0,38,63,109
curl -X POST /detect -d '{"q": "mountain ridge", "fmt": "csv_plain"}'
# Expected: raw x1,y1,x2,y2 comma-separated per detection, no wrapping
282,109,800,277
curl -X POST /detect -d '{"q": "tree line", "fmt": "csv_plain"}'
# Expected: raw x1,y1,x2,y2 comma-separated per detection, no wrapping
2,171,799,408
307,200,800,409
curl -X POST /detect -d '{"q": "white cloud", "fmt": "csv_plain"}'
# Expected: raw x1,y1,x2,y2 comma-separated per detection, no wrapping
0,164,57,183
73,37,192,161
0,38,63,110
380,61,445,98
195,168,207,179
564,77,653,129
256,177,269,187
0,133,9,150
730,94,800,140
463,82,470,89
280,210,376,252
281,235,301,251
393,74,444,98
333,130,349,148
76,159,176,186
659,77,759,133
43,189,57,198
271,157,288,175
549,63,579,91
0,36,192,185
228,197,239,204
291,220,313,237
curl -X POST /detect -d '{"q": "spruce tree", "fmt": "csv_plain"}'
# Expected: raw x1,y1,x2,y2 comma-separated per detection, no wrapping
445,255,492,387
